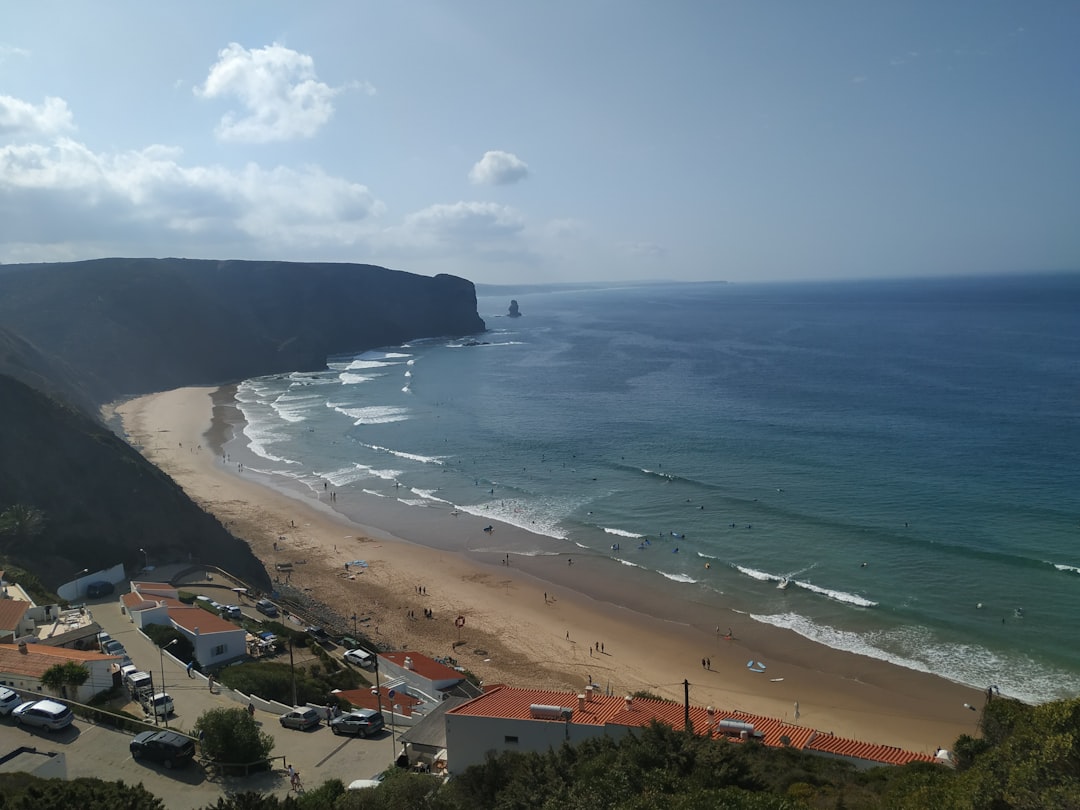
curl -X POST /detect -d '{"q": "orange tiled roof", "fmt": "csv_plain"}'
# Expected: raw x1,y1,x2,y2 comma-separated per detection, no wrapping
448,686,932,766
806,732,937,766
337,687,422,717
381,651,463,683
168,606,239,635
0,600,31,632
0,642,117,677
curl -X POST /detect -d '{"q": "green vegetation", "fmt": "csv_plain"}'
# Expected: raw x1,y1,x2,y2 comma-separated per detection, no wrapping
39,661,89,699
193,707,275,767
215,660,363,707
0,774,164,809
143,622,196,665
3,695,1080,807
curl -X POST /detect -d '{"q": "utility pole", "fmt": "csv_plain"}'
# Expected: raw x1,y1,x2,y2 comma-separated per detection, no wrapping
289,638,297,706
684,679,691,733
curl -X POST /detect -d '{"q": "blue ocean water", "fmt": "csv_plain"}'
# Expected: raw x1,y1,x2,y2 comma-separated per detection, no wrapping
232,274,1080,703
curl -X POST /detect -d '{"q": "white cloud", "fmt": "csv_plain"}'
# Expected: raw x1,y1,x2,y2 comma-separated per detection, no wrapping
0,96,75,138
0,124,384,258
402,201,525,243
194,43,341,143
468,150,529,185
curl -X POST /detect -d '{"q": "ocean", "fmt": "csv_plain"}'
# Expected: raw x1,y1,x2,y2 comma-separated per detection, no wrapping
228,273,1080,704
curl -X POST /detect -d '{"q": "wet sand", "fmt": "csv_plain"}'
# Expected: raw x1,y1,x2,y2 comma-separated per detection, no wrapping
113,386,986,754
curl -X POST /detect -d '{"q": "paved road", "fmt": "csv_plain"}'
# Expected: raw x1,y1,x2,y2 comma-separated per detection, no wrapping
8,592,397,808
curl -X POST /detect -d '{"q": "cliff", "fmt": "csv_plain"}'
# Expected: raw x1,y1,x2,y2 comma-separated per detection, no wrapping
0,257,486,404
0,257,486,594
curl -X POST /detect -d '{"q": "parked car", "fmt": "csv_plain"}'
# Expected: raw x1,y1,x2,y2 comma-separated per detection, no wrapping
0,686,21,716
221,604,242,619
342,648,375,669
347,773,386,791
130,729,196,769
279,707,321,730
12,699,74,731
102,639,127,657
306,626,330,643
330,709,385,738
85,580,115,598
255,599,279,618
141,692,174,718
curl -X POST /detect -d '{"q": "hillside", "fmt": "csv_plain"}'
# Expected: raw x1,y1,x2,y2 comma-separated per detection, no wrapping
0,258,486,593
0,258,485,404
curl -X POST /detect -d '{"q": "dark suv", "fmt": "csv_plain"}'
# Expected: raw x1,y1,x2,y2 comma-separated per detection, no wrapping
330,709,385,737
255,598,279,617
130,730,196,769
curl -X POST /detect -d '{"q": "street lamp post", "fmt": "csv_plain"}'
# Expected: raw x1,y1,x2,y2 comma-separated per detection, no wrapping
139,548,149,571
159,639,178,728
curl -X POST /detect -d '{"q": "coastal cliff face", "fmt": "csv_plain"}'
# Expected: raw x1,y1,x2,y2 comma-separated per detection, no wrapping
0,257,486,594
0,258,486,404
0,374,272,591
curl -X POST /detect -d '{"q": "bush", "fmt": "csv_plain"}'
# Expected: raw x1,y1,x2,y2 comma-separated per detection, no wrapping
143,622,195,664
193,707,274,765
216,660,362,707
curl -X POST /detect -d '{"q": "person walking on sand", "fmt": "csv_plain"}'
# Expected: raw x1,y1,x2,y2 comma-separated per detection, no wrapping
186,660,194,678
208,674,215,693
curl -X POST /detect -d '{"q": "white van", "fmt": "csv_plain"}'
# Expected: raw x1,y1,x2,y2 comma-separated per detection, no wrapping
143,692,174,717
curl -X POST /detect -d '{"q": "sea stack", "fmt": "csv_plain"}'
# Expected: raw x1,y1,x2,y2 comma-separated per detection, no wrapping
508,299,522,318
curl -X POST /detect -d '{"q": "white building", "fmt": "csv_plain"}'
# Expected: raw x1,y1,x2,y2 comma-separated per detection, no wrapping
0,642,119,702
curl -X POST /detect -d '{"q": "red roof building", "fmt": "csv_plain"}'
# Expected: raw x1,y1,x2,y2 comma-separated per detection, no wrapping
445,685,936,773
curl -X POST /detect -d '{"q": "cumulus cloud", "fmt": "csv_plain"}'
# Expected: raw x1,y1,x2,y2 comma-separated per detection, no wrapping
0,119,384,259
194,42,341,142
0,95,75,138
402,201,525,243
469,150,529,185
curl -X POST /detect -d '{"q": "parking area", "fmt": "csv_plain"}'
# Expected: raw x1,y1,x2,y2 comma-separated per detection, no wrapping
8,589,397,807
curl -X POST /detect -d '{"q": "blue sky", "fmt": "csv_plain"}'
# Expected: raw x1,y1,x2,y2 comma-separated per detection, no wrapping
2,2,1077,284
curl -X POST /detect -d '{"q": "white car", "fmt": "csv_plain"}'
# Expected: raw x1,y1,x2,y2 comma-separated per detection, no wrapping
342,648,375,669
12,699,74,731
0,686,21,716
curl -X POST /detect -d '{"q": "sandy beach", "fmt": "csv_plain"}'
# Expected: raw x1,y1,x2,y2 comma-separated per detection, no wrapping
113,385,986,754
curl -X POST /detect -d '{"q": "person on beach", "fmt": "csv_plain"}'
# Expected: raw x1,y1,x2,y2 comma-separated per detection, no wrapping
186,660,194,677
208,674,215,693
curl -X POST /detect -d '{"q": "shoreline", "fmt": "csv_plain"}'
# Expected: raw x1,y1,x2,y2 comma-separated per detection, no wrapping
114,385,986,754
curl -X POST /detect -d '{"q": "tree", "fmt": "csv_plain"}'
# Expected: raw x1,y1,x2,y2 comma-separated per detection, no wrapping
193,707,275,765
0,504,45,548
39,661,89,699
0,775,164,809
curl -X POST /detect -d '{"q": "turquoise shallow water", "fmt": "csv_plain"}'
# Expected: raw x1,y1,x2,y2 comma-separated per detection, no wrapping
232,274,1080,703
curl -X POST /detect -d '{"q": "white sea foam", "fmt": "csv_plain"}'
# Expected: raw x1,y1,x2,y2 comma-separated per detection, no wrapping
604,527,644,539
338,372,377,385
660,571,698,584
363,444,444,465
733,564,877,607
751,611,1080,704
271,391,322,423
362,488,387,497
453,499,569,540
616,558,642,568
397,498,431,507
1052,562,1080,574
328,404,410,425
354,464,402,481
411,488,453,505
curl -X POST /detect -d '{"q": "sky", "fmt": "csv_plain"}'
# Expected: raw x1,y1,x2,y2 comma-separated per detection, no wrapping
1,2,1078,284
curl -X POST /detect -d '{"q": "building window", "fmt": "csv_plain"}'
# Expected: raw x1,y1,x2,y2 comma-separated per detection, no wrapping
504,736,518,744
212,644,227,656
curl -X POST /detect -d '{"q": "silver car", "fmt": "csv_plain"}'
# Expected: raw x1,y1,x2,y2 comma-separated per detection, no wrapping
12,699,74,731
279,707,321,730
